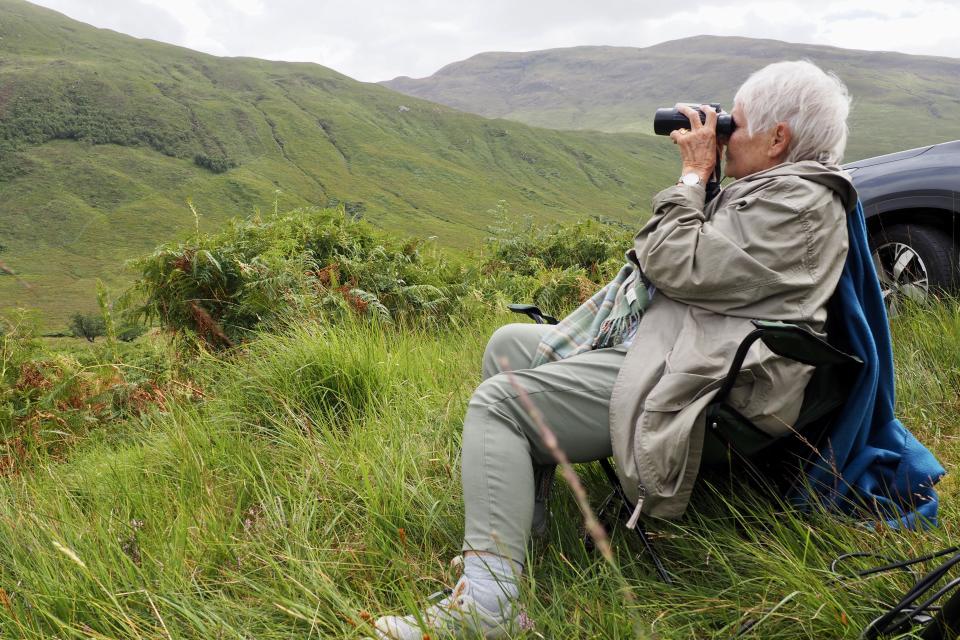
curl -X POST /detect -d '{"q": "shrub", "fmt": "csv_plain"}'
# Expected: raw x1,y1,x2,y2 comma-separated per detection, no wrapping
116,322,147,343
69,312,106,342
481,202,631,315
484,215,629,279
132,207,475,346
0,319,180,471
131,202,646,344
193,154,237,174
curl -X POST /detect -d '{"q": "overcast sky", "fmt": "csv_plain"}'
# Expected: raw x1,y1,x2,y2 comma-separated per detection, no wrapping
28,0,960,82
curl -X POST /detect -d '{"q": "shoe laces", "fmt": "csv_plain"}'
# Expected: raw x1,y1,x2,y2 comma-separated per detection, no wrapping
423,556,465,606
418,578,475,630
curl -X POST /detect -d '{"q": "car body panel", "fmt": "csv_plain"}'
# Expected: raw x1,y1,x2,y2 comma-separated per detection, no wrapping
845,139,960,304
846,144,934,170
844,140,960,221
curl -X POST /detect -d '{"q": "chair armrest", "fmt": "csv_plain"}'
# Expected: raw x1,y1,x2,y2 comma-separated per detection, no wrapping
750,320,863,367
507,304,559,325
713,320,862,408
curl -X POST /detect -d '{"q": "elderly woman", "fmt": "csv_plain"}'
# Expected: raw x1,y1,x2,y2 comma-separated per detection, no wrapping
373,60,856,639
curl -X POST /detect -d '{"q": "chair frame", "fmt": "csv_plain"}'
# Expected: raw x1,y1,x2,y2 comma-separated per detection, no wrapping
507,303,863,585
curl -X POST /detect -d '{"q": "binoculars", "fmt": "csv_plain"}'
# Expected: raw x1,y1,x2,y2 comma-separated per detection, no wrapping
653,104,737,137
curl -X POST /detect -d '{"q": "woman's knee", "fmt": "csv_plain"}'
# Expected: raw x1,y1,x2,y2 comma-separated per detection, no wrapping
464,375,521,438
476,371,524,407
482,324,521,371
481,323,543,379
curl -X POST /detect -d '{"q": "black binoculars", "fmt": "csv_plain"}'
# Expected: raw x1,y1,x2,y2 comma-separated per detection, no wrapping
653,104,737,137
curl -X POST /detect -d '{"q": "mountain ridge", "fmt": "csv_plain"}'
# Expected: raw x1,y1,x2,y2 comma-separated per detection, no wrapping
382,35,960,160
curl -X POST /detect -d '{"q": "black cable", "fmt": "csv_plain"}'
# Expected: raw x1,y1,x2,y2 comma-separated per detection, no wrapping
907,577,960,621
920,588,960,640
857,549,960,639
863,577,960,640
833,547,960,581
830,547,960,580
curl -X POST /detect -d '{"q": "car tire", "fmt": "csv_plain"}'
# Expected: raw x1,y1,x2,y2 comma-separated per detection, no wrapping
869,223,960,314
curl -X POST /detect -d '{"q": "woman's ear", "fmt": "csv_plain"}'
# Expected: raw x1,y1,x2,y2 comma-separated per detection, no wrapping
768,123,792,161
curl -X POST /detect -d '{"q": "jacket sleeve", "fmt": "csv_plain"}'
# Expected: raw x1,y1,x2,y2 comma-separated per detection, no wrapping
635,179,834,311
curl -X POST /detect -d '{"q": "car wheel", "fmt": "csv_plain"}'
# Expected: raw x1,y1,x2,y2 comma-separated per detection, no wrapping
869,223,960,315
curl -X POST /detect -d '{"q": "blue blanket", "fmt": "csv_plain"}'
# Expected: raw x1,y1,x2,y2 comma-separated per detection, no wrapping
799,202,945,528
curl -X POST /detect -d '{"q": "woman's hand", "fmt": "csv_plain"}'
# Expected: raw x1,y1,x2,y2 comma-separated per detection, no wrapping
669,104,719,184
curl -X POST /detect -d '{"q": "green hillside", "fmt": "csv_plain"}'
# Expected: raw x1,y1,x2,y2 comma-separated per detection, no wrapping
382,36,960,161
0,0,676,327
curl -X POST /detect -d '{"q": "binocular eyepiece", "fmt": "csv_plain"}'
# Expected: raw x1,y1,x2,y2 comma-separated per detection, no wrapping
654,103,736,137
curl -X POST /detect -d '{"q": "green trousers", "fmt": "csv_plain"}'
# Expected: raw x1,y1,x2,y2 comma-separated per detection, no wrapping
462,323,627,563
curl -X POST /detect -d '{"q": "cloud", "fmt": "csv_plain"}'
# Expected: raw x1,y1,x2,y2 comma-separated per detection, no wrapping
815,1,960,58
31,0,187,44
137,0,233,55
26,0,960,81
825,9,891,21
223,0,265,15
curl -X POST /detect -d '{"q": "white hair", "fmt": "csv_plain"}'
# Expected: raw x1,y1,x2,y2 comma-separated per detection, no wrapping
734,60,852,165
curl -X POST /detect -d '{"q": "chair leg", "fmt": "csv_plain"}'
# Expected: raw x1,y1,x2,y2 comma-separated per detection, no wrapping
532,464,556,538
598,458,672,585
585,489,619,553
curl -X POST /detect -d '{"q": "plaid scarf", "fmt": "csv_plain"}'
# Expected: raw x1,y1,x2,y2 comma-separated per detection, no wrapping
531,263,651,367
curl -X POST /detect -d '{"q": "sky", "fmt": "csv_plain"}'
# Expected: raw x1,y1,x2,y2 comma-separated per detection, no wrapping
27,0,960,82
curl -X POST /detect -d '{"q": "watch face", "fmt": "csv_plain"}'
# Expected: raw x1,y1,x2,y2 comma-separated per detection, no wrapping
681,173,701,186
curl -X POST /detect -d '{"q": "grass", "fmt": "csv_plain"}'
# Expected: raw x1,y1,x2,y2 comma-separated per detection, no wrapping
0,297,956,638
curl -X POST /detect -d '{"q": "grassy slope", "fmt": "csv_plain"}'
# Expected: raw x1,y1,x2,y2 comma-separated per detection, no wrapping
382,36,960,161
0,0,676,326
0,301,957,638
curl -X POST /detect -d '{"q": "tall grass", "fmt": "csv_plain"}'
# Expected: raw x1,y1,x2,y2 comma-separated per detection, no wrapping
0,299,957,638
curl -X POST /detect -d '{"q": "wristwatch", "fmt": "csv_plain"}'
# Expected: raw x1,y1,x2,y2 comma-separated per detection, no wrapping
678,172,703,186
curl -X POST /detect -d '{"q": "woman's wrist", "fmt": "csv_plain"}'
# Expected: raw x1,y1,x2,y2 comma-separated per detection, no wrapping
681,165,714,184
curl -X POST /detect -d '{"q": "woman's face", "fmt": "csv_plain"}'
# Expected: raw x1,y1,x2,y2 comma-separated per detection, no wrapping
721,102,782,180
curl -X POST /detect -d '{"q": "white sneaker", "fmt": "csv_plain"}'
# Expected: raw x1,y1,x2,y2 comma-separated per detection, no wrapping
371,576,527,639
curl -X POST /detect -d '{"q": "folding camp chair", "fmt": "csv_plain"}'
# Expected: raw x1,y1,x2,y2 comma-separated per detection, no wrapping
835,546,960,640
507,302,864,585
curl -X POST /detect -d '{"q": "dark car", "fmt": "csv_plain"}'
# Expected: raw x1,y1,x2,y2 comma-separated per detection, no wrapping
844,140,960,312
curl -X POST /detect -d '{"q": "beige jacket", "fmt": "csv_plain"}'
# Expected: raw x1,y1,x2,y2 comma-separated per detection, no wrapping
608,161,857,519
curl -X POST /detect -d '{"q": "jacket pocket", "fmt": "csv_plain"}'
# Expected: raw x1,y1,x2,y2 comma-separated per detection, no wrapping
644,370,756,412
643,372,724,412
636,370,759,515
724,368,759,413
636,372,725,504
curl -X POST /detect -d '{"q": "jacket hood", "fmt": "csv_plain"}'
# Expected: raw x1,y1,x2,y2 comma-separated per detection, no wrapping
734,160,859,213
